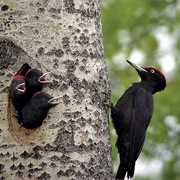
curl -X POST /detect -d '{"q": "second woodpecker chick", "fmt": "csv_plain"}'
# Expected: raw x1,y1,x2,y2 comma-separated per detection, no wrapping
20,91,61,129
25,68,52,98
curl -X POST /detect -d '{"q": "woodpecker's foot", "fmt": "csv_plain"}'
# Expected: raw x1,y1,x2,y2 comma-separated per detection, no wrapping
104,101,118,114
110,105,118,114
103,101,114,108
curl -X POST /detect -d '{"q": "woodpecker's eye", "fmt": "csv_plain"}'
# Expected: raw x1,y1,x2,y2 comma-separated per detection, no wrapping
150,69,155,73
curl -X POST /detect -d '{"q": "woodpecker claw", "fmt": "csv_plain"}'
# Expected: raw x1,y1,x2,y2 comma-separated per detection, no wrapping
38,72,53,83
48,96,62,105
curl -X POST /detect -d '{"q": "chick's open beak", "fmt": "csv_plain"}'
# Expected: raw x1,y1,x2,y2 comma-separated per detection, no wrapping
16,83,26,93
48,96,62,105
38,72,53,84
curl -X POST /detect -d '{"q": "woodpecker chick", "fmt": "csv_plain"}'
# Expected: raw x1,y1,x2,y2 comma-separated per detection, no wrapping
111,60,166,179
25,68,52,97
20,91,61,129
9,75,26,111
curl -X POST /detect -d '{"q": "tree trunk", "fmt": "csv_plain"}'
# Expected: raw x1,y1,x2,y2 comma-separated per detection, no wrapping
0,0,113,179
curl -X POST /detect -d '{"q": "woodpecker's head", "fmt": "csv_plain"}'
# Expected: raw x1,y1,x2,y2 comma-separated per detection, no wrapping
32,91,61,111
126,60,166,93
10,75,26,96
25,68,52,90
16,63,31,76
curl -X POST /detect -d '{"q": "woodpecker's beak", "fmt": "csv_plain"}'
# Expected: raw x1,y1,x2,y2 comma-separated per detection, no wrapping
16,83,26,93
38,72,53,84
48,96,62,105
126,60,147,74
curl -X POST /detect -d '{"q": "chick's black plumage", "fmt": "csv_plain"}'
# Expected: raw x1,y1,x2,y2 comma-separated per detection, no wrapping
20,91,61,129
111,60,166,179
9,75,26,120
10,75,26,105
25,68,52,98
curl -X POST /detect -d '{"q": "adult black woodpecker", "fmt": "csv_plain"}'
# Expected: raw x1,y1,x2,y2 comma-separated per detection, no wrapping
25,68,52,98
9,75,26,121
111,60,166,179
20,91,61,129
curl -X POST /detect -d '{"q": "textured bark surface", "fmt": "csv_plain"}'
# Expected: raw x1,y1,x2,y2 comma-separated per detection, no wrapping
0,0,113,179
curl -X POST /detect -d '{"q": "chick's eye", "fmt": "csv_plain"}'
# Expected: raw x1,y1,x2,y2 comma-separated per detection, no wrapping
42,98,46,101
150,69,155,73
33,76,36,79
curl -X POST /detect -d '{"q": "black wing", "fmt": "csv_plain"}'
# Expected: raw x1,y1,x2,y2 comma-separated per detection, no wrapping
127,88,153,178
111,86,136,174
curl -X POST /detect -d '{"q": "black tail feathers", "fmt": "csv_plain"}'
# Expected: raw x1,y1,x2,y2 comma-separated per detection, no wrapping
116,163,126,180
127,162,135,179
116,162,135,180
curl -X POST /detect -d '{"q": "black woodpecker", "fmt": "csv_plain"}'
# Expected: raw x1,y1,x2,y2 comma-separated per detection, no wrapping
111,60,166,179
20,91,61,129
9,75,26,120
25,68,52,98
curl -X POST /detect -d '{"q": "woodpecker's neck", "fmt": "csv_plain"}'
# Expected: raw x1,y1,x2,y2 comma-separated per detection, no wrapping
133,81,157,94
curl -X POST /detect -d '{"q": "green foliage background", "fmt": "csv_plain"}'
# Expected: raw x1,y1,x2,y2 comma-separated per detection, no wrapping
101,0,180,179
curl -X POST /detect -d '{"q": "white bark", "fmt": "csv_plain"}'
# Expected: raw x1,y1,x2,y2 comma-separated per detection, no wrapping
0,0,113,179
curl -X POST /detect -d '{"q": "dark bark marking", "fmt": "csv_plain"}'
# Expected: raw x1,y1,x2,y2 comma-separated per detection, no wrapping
1,5,9,11
0,38,25,69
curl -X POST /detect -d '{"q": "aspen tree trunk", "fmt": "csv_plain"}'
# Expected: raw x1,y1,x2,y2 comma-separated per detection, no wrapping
0,0,113,179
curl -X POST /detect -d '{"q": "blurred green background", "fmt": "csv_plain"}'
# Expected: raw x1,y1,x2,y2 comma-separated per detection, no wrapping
101,0,180,179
